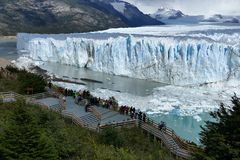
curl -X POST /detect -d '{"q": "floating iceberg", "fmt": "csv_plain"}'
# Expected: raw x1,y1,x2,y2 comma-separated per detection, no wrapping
17,25,240,85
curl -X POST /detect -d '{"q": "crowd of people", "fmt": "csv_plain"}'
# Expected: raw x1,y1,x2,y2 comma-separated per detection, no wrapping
52,84,167,131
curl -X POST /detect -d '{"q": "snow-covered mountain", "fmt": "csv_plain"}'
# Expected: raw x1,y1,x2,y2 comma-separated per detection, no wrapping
202,14,240,23
150,7,184,20
150,7,203,24
150,7,240,24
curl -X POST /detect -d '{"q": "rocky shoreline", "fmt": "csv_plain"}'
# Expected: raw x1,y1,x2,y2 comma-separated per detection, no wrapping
0,36,16,41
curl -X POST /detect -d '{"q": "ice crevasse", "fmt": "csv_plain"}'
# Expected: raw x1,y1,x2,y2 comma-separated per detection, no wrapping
17,33,240,85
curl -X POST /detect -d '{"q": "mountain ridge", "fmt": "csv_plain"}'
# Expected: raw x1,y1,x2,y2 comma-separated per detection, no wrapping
0,0,163,36
150,7,240,24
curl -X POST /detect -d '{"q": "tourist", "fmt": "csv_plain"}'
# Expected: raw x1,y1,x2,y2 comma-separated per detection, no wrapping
130,112,134,119
125,106,129,115
158,121,166,131
134,112,138,119
130,107,133,114
143,113,146,122
158,123,163,130
138,111,142,120
62,96,66,102
132,107,135,113
64,88,68,96
77,95,82,104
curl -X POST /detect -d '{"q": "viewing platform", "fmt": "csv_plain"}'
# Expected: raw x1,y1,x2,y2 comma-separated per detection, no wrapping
0,91,197,159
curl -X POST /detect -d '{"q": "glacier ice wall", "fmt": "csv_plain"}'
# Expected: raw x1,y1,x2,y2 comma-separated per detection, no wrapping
17,33,240,85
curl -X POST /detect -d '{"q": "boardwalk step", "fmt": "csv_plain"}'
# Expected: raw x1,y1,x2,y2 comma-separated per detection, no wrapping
101,112,119,120
80,113,100,128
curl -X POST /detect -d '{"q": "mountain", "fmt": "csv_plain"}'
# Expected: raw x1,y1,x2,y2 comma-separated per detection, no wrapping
150,8,203,24
151,7,240,24
0,0,163,36
150,7,185,20
202,14,240,23
78,0,163,27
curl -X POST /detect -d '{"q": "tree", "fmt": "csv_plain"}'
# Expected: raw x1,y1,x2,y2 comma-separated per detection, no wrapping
98,127,125,148
17,70,46,94
0,99,57,160
194,95,240,160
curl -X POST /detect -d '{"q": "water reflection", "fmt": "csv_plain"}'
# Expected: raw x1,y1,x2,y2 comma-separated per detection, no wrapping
40,62,166,96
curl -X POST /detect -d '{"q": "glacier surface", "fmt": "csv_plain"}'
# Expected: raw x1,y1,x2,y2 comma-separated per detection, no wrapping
17,25,240,85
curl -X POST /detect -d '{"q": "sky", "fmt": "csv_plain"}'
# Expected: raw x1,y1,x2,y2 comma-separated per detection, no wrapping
123,0,240,16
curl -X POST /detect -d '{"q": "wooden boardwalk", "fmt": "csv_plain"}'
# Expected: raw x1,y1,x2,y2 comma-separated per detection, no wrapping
0,91,197,159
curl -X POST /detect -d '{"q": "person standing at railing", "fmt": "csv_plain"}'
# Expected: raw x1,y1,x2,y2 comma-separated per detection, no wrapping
134,112,138,119
130,111,134,119
158,121,166,131
125,106,129,115
138,111,142,120
143,113,146,122
158,122,163,130
132,107,135,114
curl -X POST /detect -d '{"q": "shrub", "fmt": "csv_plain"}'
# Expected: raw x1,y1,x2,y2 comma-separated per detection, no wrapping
98,127,125,148
17,70,47,94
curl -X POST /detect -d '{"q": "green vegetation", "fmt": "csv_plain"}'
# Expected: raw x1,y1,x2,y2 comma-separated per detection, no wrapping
193,96,240,160
0,99,175,160
0,66,46,94
0,99,57,160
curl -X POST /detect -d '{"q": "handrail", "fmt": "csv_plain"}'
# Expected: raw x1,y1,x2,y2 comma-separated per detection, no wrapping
99,119,136,129
27,92,50,99
139,121,191,159
62,110,84,126
144,117,197,152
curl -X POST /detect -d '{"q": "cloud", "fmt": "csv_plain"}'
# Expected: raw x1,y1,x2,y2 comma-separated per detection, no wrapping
124,0,240,16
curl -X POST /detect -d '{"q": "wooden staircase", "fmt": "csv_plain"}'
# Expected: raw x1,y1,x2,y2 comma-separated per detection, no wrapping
80,113,100,129
140,121,192,159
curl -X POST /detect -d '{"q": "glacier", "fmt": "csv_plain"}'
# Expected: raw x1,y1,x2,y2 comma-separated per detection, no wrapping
17,25,240,85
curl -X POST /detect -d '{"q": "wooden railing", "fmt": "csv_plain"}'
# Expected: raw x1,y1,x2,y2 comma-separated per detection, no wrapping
143,117,197,153
99,119,136,129
139,121,191,159
61,111,97,131
0,91,24,102
62,110,84,126
27,92,51,99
